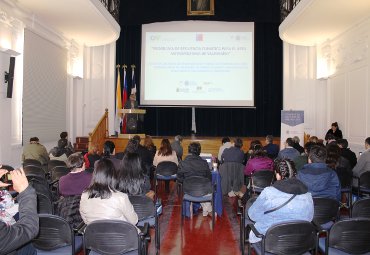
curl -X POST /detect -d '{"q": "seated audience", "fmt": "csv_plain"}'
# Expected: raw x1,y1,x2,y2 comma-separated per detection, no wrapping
352,137,370,187
337,138,357,169
0,167,39,255
95,140,121,170
171,135,184,160
244,144,273,176
297,145,341,200
132,135,153,174
144,135,157,163
117,152,153,199
248,158,313,243
22,136,49,166
292,136,304,154
293,141,316,172
325,122,343,141
263,135,279,159
49,146,68,162
218,137,232,161
221,137,245,164
309,135,319,143
277,138,300,161
153,139,179,167
58,131,74,157
177,142,212,216
80,158,138,225
245,140,263,164
83,144,101,169
59,153,92,196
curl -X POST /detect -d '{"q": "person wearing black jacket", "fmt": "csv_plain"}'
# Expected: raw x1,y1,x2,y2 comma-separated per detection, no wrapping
337,139,357,169
177,142,212,217
0,167,39,255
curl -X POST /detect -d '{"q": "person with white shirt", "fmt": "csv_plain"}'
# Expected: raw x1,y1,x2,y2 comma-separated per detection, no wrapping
218,137,232,161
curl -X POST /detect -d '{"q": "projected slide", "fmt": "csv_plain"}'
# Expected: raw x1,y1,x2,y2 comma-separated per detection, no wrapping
141,21,254,107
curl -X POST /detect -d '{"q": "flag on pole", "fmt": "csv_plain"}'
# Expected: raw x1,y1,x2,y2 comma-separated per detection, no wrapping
115,66,122,134
131,66,137,95
122,66,128,133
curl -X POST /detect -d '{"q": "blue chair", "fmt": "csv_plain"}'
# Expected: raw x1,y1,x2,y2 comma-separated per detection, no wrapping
351,197,370,219
318,218,370,255
32,214,82,255
181,176,216,230
83,220,150,255
154,161,178,195
248,220,317,255
313,197,340,230
129,195,161,252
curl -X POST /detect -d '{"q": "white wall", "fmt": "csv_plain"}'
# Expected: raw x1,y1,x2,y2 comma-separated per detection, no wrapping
0,5,117,167
320,18,370,155
283,43,328,140
284,17,370,156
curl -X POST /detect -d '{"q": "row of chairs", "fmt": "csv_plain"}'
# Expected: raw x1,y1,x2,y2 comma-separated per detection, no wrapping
32,214,150,255
246,218,370,255
237,167,370,255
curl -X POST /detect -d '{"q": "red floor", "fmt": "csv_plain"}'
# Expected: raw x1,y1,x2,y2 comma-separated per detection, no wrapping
149,183,241,255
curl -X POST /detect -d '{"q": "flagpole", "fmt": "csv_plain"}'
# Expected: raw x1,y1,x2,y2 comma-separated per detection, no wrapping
131,64,136,95
122,65,128,134
115,65,122,135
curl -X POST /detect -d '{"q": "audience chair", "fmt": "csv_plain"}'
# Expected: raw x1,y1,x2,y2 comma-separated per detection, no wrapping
237,196,257,255
24,165,46,179
48,159,67,173
181,176,216,230
83,220,150,255
154,161,178,195
32,214,82,255
249,170,274,194
313,197,340,230
353,171,370,198
23,158,42,167
248,220,317,255
351,197,370,219
335,167,352,210
49,165,70,197
37,192,53,214
318,218,370,255
219,162,244,195
129,195,161,251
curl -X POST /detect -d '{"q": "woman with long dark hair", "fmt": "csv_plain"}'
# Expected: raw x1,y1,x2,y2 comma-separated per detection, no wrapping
80,158,138,225
117,152,152,197
153,138,178,167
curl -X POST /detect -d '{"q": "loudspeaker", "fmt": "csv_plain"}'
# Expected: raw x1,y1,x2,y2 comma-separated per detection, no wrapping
5,57,15,98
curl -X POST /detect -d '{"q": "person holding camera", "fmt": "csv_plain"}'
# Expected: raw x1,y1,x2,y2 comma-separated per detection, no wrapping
0,166,39,255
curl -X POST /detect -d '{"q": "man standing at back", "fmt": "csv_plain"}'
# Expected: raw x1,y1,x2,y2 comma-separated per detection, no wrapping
352,137,370,186
171,135,184,160
218,137,232,161
297,145,341,201
221,138,244,164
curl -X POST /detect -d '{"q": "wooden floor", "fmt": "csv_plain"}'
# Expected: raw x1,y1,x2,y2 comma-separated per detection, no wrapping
147,182,242,255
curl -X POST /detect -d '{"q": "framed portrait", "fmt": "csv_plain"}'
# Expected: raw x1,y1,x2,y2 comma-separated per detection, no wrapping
187,0,215,16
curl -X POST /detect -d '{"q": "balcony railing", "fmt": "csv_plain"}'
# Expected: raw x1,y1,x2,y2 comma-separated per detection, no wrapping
280,0,301,22
99,0,120,22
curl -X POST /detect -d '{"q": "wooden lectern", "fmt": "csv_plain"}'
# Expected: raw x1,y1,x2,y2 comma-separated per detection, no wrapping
118,109,146,138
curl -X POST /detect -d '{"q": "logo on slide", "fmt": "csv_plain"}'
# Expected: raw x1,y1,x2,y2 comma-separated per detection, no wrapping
196,33,203,41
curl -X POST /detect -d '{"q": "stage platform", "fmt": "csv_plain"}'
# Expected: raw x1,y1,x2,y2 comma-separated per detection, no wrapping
106,136,280,158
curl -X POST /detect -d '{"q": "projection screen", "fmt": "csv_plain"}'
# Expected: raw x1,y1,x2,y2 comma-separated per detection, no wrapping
140,21,254,107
